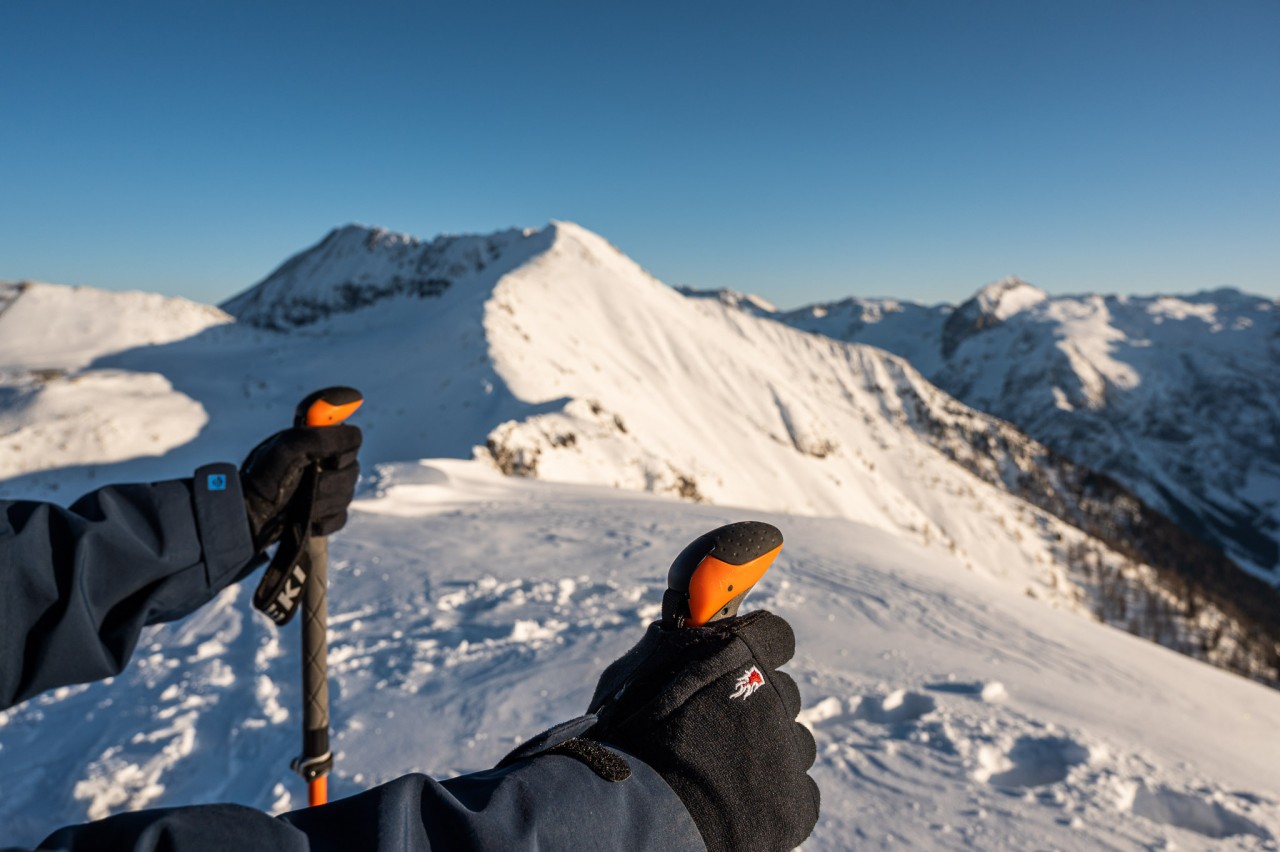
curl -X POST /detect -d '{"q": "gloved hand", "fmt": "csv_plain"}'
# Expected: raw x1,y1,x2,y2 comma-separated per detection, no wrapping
239,424,362,552
586,610,819,852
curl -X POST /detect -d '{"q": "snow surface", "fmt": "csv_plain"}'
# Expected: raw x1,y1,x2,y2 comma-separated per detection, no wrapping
1,462,1277,849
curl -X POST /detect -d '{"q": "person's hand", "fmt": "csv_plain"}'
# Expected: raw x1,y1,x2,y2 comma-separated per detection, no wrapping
239,425,362,552
586,610,819,852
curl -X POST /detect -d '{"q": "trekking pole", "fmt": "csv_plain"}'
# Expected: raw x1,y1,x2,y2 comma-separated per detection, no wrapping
661,521,783,629
251,387,363,808
292,387,362,807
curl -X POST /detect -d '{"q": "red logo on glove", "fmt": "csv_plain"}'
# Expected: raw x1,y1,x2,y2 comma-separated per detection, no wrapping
730,665,766,700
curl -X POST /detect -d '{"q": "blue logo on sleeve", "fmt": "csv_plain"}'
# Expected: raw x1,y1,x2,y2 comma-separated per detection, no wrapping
207,474,228,491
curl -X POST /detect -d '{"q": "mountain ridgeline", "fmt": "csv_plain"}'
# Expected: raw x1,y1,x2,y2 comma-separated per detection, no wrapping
222,224,551,329
0,223,1274,690
221,224,1280,686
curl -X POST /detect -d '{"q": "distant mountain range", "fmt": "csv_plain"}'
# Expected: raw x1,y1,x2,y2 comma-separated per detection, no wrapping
742,278,1280,581
1,224,1276,686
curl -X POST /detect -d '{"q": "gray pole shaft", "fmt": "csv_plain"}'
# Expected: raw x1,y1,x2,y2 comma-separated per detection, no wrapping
301,536,330,751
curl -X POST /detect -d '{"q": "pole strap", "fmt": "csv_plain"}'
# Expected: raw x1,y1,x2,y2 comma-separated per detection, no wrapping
252,467,320,626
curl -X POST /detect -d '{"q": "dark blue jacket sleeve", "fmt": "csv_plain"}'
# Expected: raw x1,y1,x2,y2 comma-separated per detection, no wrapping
0,464,258,710
22,739,706,851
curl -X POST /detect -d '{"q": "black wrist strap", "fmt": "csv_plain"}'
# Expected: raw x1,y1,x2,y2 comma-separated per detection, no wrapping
252,466,319,625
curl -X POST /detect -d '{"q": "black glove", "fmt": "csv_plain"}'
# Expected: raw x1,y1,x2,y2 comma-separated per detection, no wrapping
239,425,362,552
586,610,819,852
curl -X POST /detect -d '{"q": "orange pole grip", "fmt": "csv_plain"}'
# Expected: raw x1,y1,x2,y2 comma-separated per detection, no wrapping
686,544,783,627
305,398,363,427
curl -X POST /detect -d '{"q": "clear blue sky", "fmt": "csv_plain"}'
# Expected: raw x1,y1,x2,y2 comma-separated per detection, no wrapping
3,1,1277,308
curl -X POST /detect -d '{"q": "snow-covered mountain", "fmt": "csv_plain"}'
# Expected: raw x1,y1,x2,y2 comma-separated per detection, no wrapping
781,278,1280,583
3,226,1280,847
2,226,1276,687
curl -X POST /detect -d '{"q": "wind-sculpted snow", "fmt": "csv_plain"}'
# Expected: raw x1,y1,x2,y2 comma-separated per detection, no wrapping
2,463,1277,848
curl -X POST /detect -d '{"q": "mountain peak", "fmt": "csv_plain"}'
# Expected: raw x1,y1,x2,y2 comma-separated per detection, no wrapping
676,286,779,316
970,276,1049,322
322,223,424,253
221,223,553,329
941,277,1047,358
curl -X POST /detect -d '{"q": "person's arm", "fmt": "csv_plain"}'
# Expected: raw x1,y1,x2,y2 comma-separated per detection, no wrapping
17,611,816,852
0,465,258,710
0,422,361,711
21,739,704,852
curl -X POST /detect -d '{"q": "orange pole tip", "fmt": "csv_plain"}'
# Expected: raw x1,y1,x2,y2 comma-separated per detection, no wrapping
308,775,328,807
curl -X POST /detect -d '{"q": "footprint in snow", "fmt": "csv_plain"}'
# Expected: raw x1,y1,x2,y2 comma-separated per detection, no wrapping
973,734,1091,789
925,679,1007,702
1122,784,1272,841
852,689,937,725
797,689,937,731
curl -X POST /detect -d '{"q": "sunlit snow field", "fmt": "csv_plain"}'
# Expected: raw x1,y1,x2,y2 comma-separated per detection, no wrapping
2,461,1277,849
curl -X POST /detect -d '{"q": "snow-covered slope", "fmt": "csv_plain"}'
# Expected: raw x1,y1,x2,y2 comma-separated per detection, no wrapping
0,282,233,480
780,278,1280,581
222,224,1251,643
781,295,952,377
0,280,231,371
1,464,1277,849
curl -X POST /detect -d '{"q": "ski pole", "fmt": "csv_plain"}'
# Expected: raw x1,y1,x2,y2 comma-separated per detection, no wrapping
661,521,783,628
293,386,363,807
248,387,363,807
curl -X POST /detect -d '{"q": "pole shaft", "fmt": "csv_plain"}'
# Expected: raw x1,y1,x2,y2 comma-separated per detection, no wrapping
300,534,331,803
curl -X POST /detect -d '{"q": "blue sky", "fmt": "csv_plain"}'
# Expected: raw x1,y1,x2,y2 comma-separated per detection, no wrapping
3,1,1277,307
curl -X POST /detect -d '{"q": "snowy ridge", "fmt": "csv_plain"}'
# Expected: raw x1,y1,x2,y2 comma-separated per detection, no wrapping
222,224,549,329
941,276,1049,359
677,285,780,317
0,283,234,479
0,280,232,372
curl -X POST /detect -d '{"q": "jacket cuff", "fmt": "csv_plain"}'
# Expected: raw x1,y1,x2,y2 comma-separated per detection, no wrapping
191,463,257,591
498,714,599,766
